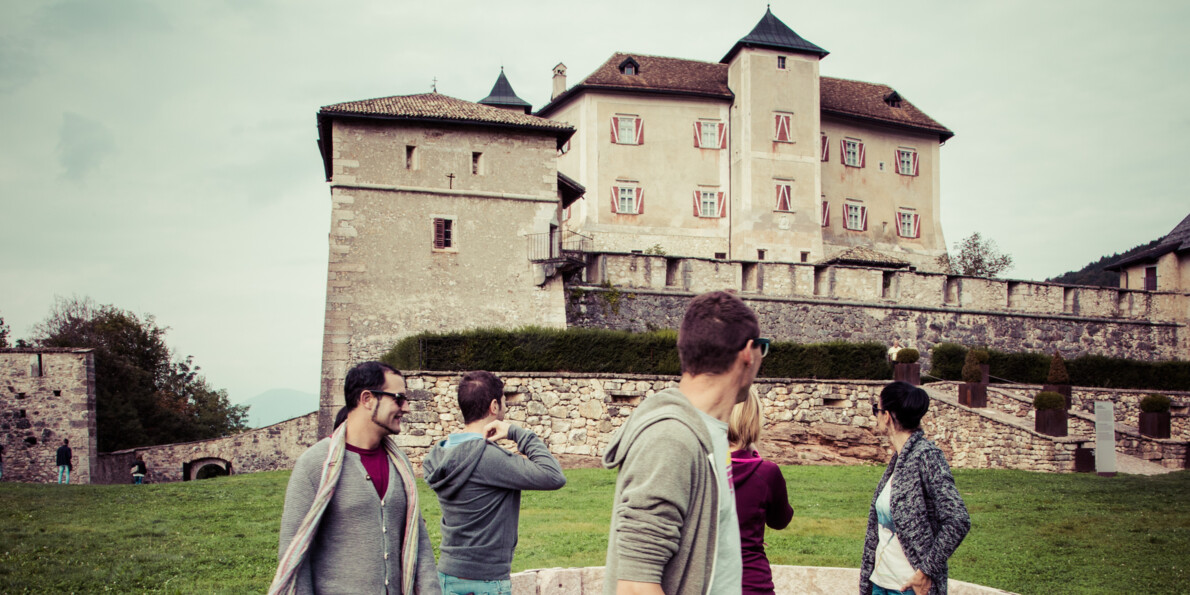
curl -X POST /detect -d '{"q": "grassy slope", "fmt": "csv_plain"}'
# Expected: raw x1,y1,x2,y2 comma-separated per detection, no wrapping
1,467,1187,594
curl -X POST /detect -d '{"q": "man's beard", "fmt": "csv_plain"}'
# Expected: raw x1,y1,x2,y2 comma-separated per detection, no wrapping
371,406,402,435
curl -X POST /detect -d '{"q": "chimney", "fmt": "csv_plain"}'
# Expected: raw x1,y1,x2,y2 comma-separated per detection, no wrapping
552,63,567,101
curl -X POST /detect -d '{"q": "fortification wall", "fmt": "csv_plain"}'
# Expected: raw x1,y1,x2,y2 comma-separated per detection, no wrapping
93,413,319,484
0,349,96,484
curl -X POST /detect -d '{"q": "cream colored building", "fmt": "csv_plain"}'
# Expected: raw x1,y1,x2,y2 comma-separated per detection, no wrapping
314,93,576,433
1108,212,1190,293
538,8,953,270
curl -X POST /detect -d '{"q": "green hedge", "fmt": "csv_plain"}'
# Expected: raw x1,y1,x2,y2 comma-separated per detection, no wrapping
384,327,891,380
927,343,1190,391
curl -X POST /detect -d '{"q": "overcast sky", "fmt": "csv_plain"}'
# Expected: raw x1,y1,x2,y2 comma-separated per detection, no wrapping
2,0,1187,404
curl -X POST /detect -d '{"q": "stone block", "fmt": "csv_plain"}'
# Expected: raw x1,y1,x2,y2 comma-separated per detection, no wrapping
537,567,582,595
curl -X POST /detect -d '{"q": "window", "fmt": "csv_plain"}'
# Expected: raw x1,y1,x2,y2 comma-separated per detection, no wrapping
774,112,793,142
757,249,767,261
841,138,865,167
692,189,725,218
618,57,640,75
610,184,643,215
821,134,829,162
1145,266,1158,291
693,120,724,149
624,64,635,75
777,56,787,69
558,139,570,155
800,251,810,262
775,182,793,212
433,217,454,249
897,209,921,238
611,115,643,145
405,146,417,169
896,148,919,176
471,152,483,175
844,202,868,231
820,200,830,227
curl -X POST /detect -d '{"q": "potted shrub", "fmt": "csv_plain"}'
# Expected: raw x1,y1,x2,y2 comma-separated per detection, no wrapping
893,347,921,385
970,348,991,384
958,349,987,408
1043,351,1073,410
1139,393,1172,439
1034,391,1068,437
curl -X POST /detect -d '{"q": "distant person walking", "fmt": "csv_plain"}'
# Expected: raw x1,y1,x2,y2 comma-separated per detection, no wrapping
887,339,904,364
861,382,970,595
729,390,794,595
131,455,147,484
56,439,72,484
422,370,566,595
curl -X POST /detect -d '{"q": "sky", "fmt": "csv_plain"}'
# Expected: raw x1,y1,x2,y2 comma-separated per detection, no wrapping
2,0,1187,404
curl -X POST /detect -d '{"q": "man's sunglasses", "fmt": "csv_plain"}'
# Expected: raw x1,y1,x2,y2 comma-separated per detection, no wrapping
753,338,771,358
369,390,407,406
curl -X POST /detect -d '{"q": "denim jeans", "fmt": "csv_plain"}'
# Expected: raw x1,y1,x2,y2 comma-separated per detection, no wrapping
58,465,70,484
438,571,511,595
873,585,915,595
133,475,144,485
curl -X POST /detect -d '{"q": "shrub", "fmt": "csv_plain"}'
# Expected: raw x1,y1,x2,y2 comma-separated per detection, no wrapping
1140,393,1172,413
961,349,983,384
928,343,967,380
895,348,920,364
1048,351,1070,384
1034,391,1066,411
970,348,990,364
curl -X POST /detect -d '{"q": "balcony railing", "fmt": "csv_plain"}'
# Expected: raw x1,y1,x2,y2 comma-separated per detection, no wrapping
527,231,590,264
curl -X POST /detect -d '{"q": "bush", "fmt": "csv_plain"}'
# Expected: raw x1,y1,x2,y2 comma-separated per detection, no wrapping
961,349,983,384
1048,351,1070,384
894,348,920,364
928,343,967,380
970,348,990,364
927,343,1189,391
1140,393,1172,413
1034,391,1066,411
384,328,891,380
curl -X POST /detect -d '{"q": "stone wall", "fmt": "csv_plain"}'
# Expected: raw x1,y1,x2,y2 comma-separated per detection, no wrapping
0,349,96,484
93,413,319,484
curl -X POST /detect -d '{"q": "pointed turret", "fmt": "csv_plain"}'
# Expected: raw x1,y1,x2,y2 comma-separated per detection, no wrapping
721,7,828,63
479,68,532,114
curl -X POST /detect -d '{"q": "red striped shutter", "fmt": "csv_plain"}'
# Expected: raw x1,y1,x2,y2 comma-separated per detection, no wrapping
717,192,726,218
861,206,868,230
610,187,619,214
840,139,848,165
775,114,791,142
693,122,701,148
821,134,828,161
610,117,619,144
693,191,701,217
635,188,644,214
913,214,921,238
912,152,920,176
859,142,866,168
718,123,727,149
821,201,830,227
634,118,643,145
895,149,903,174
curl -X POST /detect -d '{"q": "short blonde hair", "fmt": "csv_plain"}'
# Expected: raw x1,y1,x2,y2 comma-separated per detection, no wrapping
729,388,764,449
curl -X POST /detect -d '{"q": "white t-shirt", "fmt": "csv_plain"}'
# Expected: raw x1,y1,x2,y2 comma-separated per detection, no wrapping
871,473,917,590
697,409,742,595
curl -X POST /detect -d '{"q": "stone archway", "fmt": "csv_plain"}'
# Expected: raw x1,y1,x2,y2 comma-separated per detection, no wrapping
183,457,233,481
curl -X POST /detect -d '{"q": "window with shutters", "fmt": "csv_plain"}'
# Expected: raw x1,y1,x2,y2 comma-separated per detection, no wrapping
897,209,921,238
774,112,793,143
619,187,636,214
896,148,919,176
610,183,643,215
612,115,643,145
693,120,725,149
775,181,793,212
844,202,867,231
842,138,864,167
432,217,455,250
692,188,726,218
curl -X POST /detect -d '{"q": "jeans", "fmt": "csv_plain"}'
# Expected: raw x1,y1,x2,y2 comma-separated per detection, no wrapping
133,475,144,485
873,585,915,595
58,465,70,484
438,572,511,595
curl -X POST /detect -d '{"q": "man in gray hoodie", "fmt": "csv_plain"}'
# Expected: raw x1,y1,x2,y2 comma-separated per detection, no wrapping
603,291,768,595
422,370,567,595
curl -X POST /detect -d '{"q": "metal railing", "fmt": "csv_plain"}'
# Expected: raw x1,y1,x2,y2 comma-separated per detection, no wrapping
527,231,590,263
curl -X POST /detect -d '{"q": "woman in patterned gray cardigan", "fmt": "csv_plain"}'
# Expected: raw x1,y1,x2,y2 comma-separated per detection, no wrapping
861,382,970,595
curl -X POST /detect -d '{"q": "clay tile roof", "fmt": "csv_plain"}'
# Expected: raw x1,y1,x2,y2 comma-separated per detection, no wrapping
1106,211,1190,270
821,77,953,141
721,7,828,63
321,92,571,131
537,54,732,116
479,69,532,111
820,246,911,268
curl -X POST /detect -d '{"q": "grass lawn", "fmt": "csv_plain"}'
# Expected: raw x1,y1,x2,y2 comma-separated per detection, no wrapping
0,466,1187,593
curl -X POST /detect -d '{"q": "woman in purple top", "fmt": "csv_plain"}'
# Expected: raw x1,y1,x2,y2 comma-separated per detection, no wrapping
729,390,795,595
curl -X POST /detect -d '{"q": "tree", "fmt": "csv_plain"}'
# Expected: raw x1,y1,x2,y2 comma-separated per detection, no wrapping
0,314,9,348
936,232,1014,278
32,296,247,451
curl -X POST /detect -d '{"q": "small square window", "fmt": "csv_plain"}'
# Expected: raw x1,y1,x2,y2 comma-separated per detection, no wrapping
757,249,767,261
777,56,786,69
714,252,727,260
433,218,454,250
800,251,810,263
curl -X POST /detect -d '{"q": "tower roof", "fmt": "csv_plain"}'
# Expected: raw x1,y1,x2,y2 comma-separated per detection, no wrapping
721,7,828,63
479,69,532,112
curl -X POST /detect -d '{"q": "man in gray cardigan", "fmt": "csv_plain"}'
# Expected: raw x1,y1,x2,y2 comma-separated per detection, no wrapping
423,370,566,595
277,361,439,594
603,291,768,595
